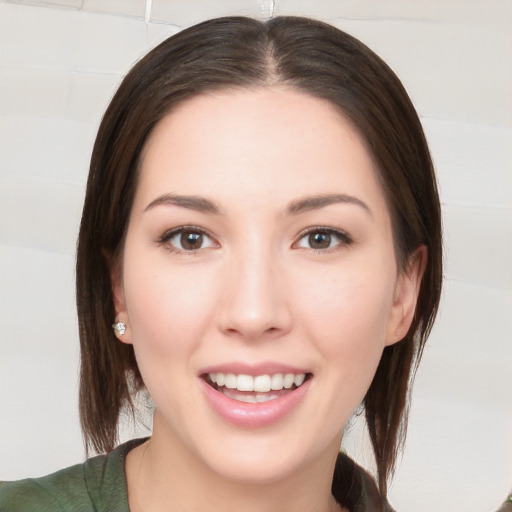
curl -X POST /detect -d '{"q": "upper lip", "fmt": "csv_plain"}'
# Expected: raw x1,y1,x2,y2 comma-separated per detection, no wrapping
199,362,311,377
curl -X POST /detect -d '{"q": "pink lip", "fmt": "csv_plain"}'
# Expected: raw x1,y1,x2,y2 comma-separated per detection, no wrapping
199,361,309,377
199,374,312,429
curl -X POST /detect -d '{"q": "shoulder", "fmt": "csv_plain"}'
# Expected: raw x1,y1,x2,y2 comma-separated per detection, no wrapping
0,463,89,512
0,438,146,512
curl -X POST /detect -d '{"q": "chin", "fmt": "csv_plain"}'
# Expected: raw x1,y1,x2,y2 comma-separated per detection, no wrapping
191,422,341,487
204,448,306,486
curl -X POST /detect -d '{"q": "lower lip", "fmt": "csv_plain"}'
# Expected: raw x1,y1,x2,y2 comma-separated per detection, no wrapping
200,377,312,428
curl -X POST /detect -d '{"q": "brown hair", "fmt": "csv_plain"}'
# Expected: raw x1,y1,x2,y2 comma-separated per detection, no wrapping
76,15,442,502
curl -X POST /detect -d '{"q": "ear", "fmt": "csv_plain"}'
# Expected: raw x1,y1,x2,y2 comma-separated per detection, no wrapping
109,256,133,345
385,245,427,347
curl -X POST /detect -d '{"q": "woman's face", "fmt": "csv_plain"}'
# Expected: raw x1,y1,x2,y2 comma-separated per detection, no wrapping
113,87,422,483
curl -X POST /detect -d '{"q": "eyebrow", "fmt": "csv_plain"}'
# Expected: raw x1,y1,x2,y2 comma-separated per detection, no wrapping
144,194,221,214
144,192,372,217
286,194,372,217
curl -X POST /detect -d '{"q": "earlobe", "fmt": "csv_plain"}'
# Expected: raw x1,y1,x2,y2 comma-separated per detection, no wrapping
109,257,133,345
385,245,427,346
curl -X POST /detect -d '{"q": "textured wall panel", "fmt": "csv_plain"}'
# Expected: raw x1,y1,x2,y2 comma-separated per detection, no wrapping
151,0,265,25
6,0,82,9
82,0,146,19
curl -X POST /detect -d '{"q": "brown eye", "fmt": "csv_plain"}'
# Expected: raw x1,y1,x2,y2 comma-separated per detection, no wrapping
180,231,204,250
295,228,352,251
161,227,216,252
308,231,332,249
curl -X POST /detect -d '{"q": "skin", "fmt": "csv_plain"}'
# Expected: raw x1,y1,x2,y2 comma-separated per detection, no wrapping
111,87,425,512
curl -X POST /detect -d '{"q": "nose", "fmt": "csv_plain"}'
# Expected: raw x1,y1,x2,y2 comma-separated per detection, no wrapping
217,246,293,342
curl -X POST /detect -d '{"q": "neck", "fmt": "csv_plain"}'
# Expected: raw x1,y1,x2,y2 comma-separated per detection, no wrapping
126,412,345,512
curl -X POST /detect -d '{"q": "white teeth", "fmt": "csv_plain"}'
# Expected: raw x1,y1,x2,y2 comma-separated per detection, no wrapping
234,393,257,403
256,393,279,403
224,373,237,389
222,390,280,403
283,373,295,389
294,373,305,386
208,372,307,393
236,374,253,392
271,373,284,390
254,375,271,392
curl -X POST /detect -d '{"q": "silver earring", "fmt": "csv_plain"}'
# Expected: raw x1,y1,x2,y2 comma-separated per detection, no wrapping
112,321,126,336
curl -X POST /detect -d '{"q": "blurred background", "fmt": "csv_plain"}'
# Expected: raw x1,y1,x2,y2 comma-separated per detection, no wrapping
0,1,511,510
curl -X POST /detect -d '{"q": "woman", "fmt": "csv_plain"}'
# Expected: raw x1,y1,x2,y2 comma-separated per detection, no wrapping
0,16,442,511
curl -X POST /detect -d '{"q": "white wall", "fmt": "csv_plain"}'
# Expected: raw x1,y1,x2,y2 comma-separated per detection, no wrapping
0,1,511,510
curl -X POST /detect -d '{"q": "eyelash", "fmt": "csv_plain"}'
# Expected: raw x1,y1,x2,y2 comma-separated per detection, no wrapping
156,226,353,254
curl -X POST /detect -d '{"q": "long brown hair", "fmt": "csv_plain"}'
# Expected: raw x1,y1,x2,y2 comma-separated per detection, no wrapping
76,15,442,502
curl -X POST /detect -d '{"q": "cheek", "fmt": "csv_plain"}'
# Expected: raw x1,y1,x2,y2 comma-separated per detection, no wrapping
122,254,220,362
122,259,222,416
295,262,395,372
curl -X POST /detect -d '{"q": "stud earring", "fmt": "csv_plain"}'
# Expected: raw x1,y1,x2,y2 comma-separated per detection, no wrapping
112,321,126,337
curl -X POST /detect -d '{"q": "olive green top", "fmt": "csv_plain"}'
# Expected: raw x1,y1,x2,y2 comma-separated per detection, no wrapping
0,438,385,511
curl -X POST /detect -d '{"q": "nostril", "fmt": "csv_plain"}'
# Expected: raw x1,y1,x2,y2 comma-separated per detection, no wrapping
220,322,288,341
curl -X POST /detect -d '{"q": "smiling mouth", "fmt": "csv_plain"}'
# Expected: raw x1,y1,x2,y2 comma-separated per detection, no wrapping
203,372,312,404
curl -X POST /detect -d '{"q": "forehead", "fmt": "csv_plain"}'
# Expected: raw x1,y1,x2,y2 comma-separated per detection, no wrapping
136,87,387,216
